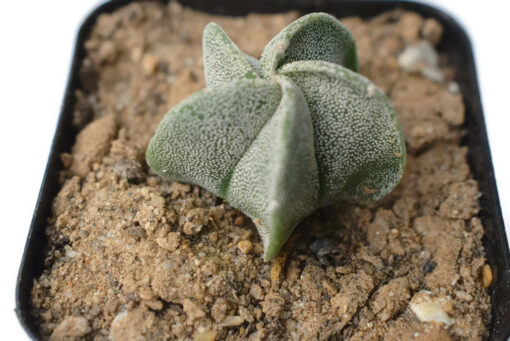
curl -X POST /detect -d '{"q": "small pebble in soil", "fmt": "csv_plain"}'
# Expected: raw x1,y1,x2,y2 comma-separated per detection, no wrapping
237,240,253,254
397,40,444,82
142,54,159,75
409,290,454,326
112,159,142,181
219,315,244,328
423,260,437,273
448,81,460,94
310,238,337,257
234,216,245,226
421,18,443,45
194,330,217,341
183,299,206,321
482,264,493,288
50,316,91,341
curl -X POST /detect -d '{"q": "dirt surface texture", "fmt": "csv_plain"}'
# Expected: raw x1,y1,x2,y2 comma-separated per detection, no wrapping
31,2,491,340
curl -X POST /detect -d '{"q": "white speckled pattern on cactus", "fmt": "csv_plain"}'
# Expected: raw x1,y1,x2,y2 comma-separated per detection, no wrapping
260,12,358,77
203,23,260,87
227,76,319,259
281,61,405,205
146,13,406,259
146,79,281,196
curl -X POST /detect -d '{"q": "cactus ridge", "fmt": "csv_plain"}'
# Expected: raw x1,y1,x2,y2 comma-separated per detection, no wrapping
146,13,406,260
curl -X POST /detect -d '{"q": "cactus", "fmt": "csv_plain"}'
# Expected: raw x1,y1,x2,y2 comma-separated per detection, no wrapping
146,13,406,260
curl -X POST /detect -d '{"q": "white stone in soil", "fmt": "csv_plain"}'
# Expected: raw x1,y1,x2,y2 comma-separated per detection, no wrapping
409,290,454,326
398,40,444,82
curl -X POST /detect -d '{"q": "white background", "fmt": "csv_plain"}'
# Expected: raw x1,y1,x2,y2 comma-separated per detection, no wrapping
0,1,508,339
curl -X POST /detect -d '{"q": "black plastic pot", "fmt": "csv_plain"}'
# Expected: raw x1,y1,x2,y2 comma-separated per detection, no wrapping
16,0,510,339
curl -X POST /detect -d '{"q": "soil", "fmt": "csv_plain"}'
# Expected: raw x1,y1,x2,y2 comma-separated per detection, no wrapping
31,2,491,340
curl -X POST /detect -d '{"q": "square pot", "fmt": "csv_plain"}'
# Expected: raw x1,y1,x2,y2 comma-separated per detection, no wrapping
16,1,510,339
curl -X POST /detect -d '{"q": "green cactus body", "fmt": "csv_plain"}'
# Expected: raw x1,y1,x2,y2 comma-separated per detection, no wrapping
146,13,406,260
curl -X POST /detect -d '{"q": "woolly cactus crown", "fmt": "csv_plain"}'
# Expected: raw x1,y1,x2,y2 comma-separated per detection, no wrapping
146,13,406,260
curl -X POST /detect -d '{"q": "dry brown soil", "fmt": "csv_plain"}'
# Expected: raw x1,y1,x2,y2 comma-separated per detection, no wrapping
31,2,491,340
